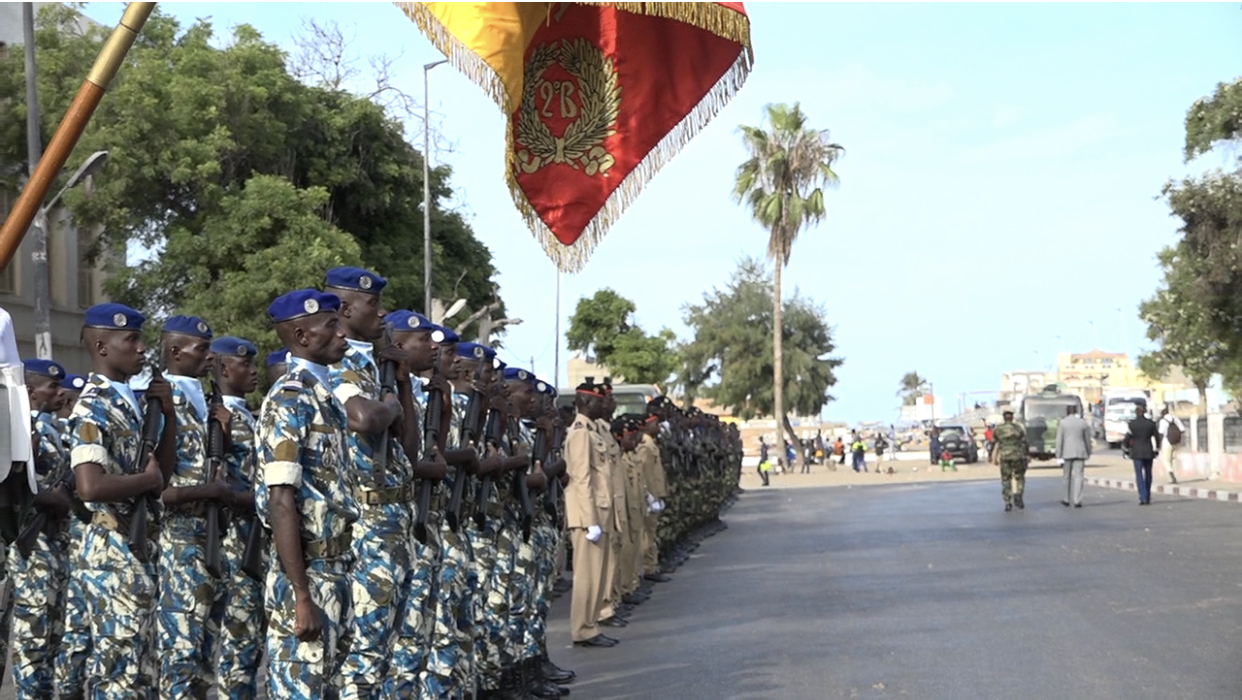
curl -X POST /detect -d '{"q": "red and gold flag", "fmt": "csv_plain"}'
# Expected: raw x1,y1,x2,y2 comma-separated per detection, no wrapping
397,2,753,270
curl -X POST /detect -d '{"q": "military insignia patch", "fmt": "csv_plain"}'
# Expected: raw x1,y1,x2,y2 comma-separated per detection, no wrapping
304,298,320,315
408,316,420,329
197,321,209,334
431,330,445,343
360,275,373,290
113,312,127,327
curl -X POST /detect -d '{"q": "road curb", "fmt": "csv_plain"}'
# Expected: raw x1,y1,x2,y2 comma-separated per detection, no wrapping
1085,477,1241,503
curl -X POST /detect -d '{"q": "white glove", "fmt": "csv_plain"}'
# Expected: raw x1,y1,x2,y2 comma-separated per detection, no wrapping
1058,459,1065,466
654,499,666,514
585,525,602,542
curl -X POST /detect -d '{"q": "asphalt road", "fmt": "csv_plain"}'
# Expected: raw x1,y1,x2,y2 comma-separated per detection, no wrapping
548,478,1242,699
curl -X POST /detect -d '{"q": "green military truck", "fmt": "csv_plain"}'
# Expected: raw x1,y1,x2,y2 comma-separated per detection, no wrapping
1017,386,1084,462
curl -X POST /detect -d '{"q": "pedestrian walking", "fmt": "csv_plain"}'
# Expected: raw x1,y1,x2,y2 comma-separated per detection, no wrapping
874,433,888,470
834,437,846,466
991,410,1028,512
1125,405,1160,506
850,437,867,473
1055,405,1091,508
929,427,941,466
1157,407,1185,484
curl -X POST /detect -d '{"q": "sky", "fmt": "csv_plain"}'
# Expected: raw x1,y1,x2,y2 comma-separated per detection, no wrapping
79,1,1242,423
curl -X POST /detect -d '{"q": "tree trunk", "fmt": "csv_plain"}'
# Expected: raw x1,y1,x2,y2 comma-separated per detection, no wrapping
773,261,789,468
1197,383,1207,415
783,412,806,472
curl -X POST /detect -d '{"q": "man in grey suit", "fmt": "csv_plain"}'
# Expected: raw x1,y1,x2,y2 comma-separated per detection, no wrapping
1055,405,1092,507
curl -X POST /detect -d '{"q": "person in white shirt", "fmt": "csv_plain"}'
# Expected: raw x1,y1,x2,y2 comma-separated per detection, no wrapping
1157,407,1185,484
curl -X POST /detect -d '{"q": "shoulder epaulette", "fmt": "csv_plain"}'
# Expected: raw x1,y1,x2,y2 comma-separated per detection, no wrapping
280,380,304,393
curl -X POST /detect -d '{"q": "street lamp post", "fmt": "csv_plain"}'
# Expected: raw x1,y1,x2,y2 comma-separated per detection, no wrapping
422,59,448,315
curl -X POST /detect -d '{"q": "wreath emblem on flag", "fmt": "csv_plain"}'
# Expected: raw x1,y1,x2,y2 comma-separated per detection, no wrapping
515,38,621,177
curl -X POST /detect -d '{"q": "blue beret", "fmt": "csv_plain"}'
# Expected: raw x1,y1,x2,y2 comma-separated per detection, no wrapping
455,342,496,361
265,348,289,367
387,310,433,332
267,290,341,323
434,325,460,344
63,373,87,391
325,267,387,294
502,367,535,383
23,359,67,380
163,314,212,339
83,302,144,331
211,336,258,358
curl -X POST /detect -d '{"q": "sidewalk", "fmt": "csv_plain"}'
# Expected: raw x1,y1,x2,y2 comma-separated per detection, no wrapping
744,453,1241,504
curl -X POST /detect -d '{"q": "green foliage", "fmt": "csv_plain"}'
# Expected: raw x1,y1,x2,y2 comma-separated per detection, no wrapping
1184,77,1242,163
565,288,677,386
733,102,844,265
1138,245,1224,396
0,5,503,347
897,371,928,406
681,257,842,420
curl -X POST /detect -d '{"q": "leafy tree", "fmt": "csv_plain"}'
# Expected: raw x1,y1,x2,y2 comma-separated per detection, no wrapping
1138,245,1224,413
733,103,843,462
682,257,843,466
897,371,929,406
0,5,503,347
565,288,678,386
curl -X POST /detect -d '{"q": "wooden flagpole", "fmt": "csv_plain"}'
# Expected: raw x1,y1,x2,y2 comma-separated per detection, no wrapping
0,2,156,271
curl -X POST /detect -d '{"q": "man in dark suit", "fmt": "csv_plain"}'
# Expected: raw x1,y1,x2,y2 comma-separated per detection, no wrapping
1125,405,1160,505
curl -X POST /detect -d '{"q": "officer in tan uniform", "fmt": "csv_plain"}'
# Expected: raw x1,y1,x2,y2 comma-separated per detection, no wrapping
564,379,616,648
638,414,671,583
595,382,628,629
617,415,649,604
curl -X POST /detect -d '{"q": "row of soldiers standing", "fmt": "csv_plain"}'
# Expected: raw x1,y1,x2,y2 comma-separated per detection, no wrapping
562,386,743,647
5,263,742,700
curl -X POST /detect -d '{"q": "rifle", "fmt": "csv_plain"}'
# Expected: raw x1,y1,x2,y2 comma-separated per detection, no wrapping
473,397,505,531
375,328,398,490
13,467,69,558
238,481,266,580
510,417,533,543
413,351,444,545
203,364,226,579
446,346,487,532
532,425,555,520
130,365,163,564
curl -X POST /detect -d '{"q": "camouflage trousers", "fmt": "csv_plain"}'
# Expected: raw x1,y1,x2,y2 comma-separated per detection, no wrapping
421,517,475,699
525,521,559,660
55,517,90,697
158,523,227,699
216,527,265,700
0,546,11,685
468,520,506,691
505,522,537,664
339,508,417,700
76,522,158,699
265,556,351,700
1000,459,1027,505
388,533,438,698
8,529,69,698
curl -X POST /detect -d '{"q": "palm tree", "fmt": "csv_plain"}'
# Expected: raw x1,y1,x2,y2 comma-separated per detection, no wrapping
898,371,929,406
734,103,843,468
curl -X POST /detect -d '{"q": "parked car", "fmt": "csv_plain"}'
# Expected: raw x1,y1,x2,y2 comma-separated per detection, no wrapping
935,423,980,463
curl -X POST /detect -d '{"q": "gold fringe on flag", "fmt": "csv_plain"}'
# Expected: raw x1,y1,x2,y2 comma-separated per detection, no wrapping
395,1,754,273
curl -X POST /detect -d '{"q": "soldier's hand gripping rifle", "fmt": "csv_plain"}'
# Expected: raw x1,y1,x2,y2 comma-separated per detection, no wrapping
509,417,533,543
130,364,164,564
473,390,506,532
447,346,487,532
413,350,444,545
14,467,73,558
532,425,555,521
203,362,226,579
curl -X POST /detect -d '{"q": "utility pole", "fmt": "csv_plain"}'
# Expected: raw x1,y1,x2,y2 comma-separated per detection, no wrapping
24,3,52,360
422,59,447,315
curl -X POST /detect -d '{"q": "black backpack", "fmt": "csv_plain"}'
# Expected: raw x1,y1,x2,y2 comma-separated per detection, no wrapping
1166,419,1182,445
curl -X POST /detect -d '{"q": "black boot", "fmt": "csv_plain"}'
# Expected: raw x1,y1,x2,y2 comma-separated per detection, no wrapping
500,666,533,700
527,657,570,697
541,653,575,684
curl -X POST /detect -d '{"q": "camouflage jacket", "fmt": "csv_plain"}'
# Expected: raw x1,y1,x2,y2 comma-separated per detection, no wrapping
32,411,70,491
256,365,358,545
993,422,1028,461
329,342,414,491
69,373,151,518
164,375,209,491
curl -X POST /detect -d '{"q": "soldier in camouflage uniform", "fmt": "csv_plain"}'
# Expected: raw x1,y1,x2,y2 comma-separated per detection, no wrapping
324,268,425,700
70,302,176,698
991,410,1029,512
9,359,72,699
210,336,265,699
385,309,452,696
256,290,360,697
157,314,237,699
53,374,90,699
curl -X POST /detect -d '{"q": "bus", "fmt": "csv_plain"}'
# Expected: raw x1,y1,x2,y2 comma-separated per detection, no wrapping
1017,387,1085,461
